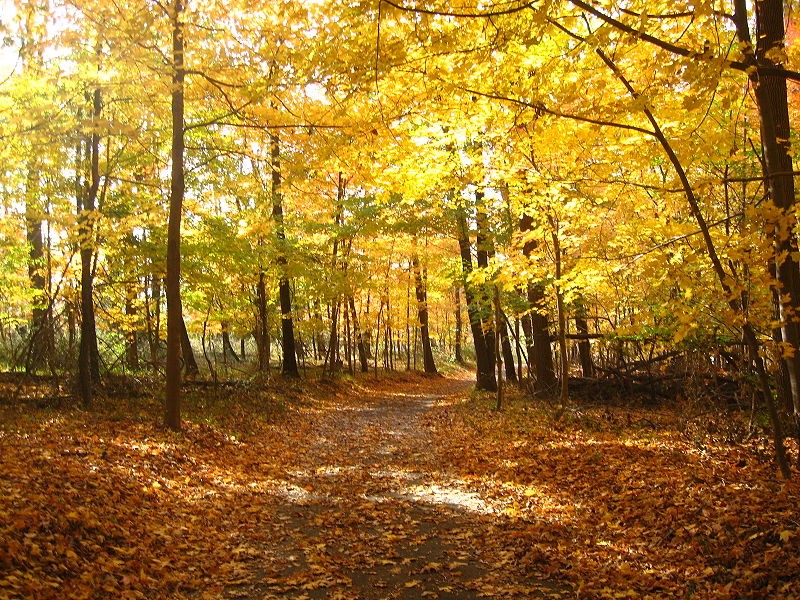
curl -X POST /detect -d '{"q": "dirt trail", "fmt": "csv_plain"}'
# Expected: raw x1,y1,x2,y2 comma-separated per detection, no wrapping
228,373,559,599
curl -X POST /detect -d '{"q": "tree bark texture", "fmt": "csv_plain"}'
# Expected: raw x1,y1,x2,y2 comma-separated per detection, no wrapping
165,0,185,431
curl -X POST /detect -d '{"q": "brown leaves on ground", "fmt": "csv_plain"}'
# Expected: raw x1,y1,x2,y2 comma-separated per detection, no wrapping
429,394,800,598
0,371,798,599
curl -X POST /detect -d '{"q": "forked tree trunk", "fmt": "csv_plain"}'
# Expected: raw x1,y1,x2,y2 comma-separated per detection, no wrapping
179,316,198,375
221,322,240,362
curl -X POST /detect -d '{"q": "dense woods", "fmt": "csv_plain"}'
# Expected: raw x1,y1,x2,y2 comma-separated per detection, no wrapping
2,1,800,596
3,0,800,460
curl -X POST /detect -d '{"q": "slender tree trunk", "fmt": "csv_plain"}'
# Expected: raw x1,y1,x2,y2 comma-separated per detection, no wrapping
326,300,340,373
125,282,139,371
164,0,185,431
180,316,198,375
551,223,569,407
349,297,368,372
413,252,437,374
345,299,354,374
144,275,158,371
270,133,299,377
475,191,496,367
256,270,269,373
454,286,464,363
25,169,53,374
574,297,593,377
456,206,496,391
514,318,524,382
406,267,412,371
21,16,53,375
78,87,102,407
494,285,504,409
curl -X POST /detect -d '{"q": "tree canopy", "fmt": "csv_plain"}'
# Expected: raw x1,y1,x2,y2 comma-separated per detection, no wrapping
1,0,799,472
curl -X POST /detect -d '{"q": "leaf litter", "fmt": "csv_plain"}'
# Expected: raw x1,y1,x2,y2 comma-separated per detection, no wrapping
0,371,798,598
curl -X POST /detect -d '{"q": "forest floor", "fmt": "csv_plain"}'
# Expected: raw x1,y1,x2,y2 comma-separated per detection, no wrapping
1,369,800,599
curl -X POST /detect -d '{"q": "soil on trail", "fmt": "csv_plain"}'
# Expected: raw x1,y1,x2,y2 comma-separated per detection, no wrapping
229,373,561,599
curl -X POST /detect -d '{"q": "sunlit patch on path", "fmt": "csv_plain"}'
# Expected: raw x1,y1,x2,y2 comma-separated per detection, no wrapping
227,374,565,599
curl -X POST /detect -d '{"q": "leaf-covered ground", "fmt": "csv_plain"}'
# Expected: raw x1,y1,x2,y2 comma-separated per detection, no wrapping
1,371,798,598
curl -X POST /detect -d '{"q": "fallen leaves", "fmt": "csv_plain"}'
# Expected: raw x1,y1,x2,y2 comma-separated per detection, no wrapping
1,371,798,598
430,393,800,598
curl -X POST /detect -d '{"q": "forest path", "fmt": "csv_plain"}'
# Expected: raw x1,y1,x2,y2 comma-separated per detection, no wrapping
228,372,561,599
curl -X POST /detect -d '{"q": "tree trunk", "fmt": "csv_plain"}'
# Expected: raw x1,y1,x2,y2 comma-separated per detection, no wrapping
494,285,504,409
475,191,496,367
406,269,412,371
349,297,369,372
413,252,437,374
221,322,240,362
164,0,185,431
575,301,593,378
25,169,54,375
180,315,198,376
268,134,299,377
551,223,569,407
256,271,270,373
454,286,464,364
145,274,159,372
500,313,517,382
456,206,496,391
733,0,800,432
125,285,139,371
326,300,341,373
519,213,557,394
78,87,102,407
21,14,54,375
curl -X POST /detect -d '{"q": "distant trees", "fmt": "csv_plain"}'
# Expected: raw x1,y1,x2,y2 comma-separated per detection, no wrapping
1,0,799,476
